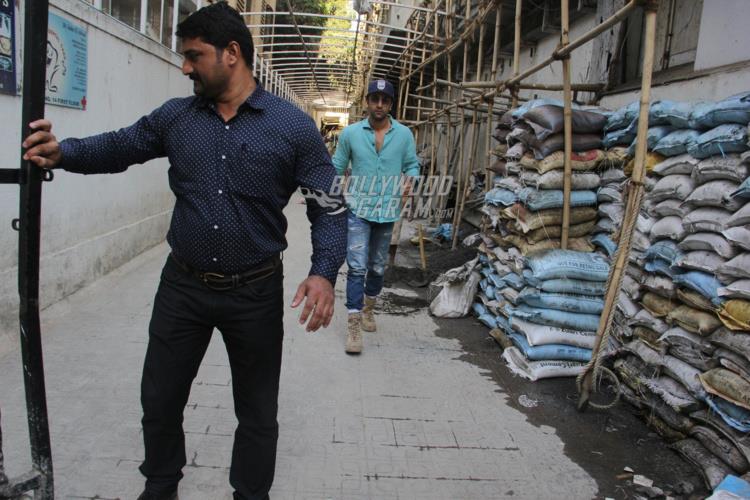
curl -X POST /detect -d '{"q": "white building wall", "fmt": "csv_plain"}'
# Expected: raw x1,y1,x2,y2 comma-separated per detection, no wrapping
0,0,191,353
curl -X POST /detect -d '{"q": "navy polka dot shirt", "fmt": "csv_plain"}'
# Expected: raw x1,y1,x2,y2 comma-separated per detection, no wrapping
59,83,347,285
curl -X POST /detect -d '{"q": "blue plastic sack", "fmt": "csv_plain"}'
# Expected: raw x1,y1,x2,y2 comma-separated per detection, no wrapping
431,223,453,240
602,127,636,148
732,178,750,200
480,266,493,278
672,271,723,305
591,233,617,258
649,100,694,128
484,188,518,207
472,302,487,317
525,249,610,282
517,287,604,315
508,332,592,362
627,126,674,156
644,258,682,279
605,101,639,132
485,285,496,300
712,475,750,499
644,240,683,265
479,254,490,265
689,92,750,129
478,313,497,329
687,124,749,159
536,278,607,296
517,188,597,211
487,273,506,288
510,304,601,331
503,272,526,291
652,129,702,157
705,395,750,432
496,314,511,332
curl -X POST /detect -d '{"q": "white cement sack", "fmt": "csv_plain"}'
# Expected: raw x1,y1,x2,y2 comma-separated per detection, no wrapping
693,155,748,184
510,317,596,349
718,280,750,300
723,227,750,251
650,174,695,202
679,233,739,260
719,254,750,281
675,251,727,274
652,199,691,218
650,216,687,241
727,202,750,228
652,154,700,176
683,207,731,233
502,346,586,381
430,258,481,318
684,180,743,211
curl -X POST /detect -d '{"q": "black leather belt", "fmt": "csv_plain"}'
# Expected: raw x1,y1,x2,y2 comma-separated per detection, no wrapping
170,253,280,291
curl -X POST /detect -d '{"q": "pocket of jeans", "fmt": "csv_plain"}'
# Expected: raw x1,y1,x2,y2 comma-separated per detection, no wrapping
236,265,284,300
161,258,187,285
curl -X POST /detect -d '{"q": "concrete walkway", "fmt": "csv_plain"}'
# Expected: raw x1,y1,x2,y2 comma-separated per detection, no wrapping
1,193,599,499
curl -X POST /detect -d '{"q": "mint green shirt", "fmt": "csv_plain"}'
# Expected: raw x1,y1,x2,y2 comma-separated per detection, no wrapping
332,117,420,223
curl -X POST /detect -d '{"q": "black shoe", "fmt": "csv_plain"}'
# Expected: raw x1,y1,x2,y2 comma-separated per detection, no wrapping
136,490,178,500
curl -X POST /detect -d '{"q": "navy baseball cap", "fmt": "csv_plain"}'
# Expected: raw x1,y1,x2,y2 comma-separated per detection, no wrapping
367,79,395,100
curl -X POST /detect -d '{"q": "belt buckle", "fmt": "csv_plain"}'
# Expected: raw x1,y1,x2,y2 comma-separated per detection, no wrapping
202,271,234,291
202,271,226,283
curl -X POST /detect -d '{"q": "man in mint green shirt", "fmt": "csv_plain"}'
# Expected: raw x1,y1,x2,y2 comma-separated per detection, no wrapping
332,79,420,354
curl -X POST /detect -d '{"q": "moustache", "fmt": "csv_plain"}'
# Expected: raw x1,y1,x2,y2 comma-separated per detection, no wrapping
189,73,200,81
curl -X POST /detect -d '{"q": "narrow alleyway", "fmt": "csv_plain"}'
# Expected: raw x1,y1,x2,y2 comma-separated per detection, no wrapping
1,193,696,499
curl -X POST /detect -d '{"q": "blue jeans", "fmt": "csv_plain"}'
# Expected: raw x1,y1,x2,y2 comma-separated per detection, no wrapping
345,212,395,311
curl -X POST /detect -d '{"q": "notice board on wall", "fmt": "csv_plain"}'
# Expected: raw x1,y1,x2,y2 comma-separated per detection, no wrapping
0,0,16,95
46,12,87,109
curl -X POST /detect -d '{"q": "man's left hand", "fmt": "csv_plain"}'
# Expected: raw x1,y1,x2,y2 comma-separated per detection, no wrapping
291,275,335,332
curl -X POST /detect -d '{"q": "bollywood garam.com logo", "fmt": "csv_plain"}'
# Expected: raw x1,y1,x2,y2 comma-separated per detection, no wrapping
301,175,455,220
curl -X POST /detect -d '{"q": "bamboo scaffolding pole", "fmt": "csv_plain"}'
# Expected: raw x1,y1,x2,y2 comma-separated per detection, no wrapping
560,0,573,249
577,0,660,412
402,0,499,81
451,0,471,250
450,0,475,249
485,4,502,191
423,0,639,123
441,80,604,91
429,0,439,178
511,0,522,107
436,0,455,220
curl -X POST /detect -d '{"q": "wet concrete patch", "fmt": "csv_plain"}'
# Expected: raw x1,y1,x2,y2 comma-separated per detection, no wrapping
432,315,707,499
378,260,705,499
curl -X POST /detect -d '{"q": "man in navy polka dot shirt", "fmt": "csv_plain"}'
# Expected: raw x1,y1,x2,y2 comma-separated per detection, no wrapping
22,3,346,499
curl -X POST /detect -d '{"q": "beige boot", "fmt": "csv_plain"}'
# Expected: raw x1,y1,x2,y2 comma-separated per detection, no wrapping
345,313,363,354
362,296,377,332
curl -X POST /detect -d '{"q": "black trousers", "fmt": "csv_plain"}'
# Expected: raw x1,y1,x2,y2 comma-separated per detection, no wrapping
139,256,284,499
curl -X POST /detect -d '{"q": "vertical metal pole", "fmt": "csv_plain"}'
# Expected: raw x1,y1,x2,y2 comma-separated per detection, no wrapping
18,0,54,495
170,0,179,51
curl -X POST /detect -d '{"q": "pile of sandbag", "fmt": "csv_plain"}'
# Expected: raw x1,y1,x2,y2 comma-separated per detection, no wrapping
483,99,626,254
604,92,750,490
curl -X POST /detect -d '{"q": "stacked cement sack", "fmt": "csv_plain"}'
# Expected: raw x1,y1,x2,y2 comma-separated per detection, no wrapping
603,92,750,490
473,99,630,380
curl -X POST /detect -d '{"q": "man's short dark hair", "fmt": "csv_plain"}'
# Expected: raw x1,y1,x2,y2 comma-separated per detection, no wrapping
176,2,254,68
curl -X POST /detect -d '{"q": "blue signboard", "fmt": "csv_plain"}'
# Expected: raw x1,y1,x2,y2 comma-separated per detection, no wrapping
0,0,16,95
46,12,87,109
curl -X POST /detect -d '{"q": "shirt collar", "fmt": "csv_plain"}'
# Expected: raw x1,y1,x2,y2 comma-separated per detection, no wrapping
363,115,394,132
196,78,267,112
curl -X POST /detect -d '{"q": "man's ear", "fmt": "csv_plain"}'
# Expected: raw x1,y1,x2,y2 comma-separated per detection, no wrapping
225,41,242,66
